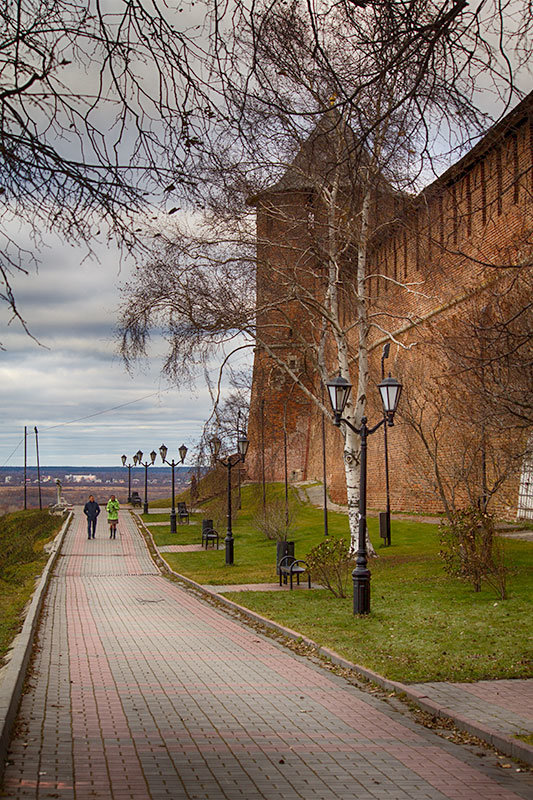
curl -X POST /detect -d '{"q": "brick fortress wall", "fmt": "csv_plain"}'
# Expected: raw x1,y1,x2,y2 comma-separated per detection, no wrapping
246,95,533,517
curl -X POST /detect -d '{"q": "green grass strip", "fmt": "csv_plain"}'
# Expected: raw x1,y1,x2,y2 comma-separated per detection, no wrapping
156,484,533,683
0,510,63,664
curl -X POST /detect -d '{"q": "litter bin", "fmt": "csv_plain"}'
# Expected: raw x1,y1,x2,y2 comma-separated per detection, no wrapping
276,540,295,575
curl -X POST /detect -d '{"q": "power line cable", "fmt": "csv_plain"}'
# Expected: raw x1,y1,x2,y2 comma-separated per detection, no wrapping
1,390,169,466
42,390,168,431
2,437,24,467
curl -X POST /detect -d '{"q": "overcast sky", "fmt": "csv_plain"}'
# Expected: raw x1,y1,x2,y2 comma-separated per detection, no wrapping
1,2,529,469
0,229,252,467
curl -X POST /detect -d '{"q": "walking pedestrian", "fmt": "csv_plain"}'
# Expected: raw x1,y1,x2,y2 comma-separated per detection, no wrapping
83,495,100,539
107,494,120,539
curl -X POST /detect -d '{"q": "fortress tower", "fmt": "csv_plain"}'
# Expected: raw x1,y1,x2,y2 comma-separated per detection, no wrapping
246,93,533,518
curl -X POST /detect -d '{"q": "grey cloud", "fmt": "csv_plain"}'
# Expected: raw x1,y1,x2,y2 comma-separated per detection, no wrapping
0,232,221,466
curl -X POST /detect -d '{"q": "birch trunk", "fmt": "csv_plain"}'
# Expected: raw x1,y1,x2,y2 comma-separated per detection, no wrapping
344,179,375,556
322,126,376,557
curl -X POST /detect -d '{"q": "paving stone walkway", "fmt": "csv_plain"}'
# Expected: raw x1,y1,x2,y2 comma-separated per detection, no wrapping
2,507,532,800
408,681,533,741
158,545,205,553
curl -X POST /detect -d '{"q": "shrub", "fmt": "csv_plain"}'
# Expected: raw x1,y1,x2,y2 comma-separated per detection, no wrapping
252,496,294,541
306,537,355,598
439,507,507,599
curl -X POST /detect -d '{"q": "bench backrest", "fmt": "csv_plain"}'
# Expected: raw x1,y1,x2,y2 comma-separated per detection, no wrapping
177,502,188,513
278,554,296,569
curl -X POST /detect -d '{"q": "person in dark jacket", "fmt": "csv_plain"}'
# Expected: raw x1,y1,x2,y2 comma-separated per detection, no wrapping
83,495,100,539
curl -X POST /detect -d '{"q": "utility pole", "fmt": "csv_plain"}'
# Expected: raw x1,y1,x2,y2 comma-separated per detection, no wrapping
24,426,27,510
34,426,42,510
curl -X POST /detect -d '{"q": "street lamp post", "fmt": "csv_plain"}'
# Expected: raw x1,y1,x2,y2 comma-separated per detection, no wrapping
159,443,188,533
121,454,136,503
209,432,250,566
237,410,243,510
381,343,392,546
326,372,402,615
136,449,157,514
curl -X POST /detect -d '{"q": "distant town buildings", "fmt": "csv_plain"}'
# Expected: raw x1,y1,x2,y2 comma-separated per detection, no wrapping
64,474,102,483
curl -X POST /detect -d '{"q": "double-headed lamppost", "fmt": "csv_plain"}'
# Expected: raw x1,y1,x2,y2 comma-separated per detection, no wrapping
381,343,392,545
136,449,157,514
209,432,250,565
326,372,402,615
121,454,138,503
159,443,188,533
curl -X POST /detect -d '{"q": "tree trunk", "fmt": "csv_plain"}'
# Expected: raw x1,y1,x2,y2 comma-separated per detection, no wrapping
346,179,376,556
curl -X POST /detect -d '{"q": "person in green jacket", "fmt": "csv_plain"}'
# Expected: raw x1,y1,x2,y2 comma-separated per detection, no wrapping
106,495,120,539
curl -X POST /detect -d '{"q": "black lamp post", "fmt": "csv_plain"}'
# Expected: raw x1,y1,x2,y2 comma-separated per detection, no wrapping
326,372,402,615
209,432,249,565
381,343,392,546
237,410,243,510
121,454,136,503
136,449,157,514
159,443,188,533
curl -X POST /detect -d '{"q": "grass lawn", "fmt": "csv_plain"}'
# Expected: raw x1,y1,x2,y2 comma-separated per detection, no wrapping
154,484,533,683
0,510,64,664
141,512,175,523
160,486,352,584
142,511,201,547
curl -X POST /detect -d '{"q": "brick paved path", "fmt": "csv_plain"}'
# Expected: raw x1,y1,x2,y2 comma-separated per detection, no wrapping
2,508,532,800
409,681,533,740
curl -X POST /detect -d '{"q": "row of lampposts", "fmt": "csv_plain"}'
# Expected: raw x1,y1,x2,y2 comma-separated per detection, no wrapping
122,445,187,518
121,430,247,554
119,368,400,616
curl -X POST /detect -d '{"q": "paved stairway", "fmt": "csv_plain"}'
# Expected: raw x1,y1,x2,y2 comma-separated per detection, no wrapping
1,508,532,800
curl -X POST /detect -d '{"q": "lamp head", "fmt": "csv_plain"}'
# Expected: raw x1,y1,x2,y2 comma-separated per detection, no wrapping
159,443,168,463
378,373,402,425
237,433,249,460
121,454,127,467
326,373,352,425
150,450,157,465
136,450,143,463
179,443,188,463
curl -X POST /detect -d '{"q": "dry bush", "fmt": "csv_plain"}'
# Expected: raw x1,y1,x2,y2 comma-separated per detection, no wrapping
306,538,355,598
253,496,294,542
439,508,507,599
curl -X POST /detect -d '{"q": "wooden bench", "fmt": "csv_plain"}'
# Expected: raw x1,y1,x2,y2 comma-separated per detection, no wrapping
177,501,189,524
278,556,311,590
